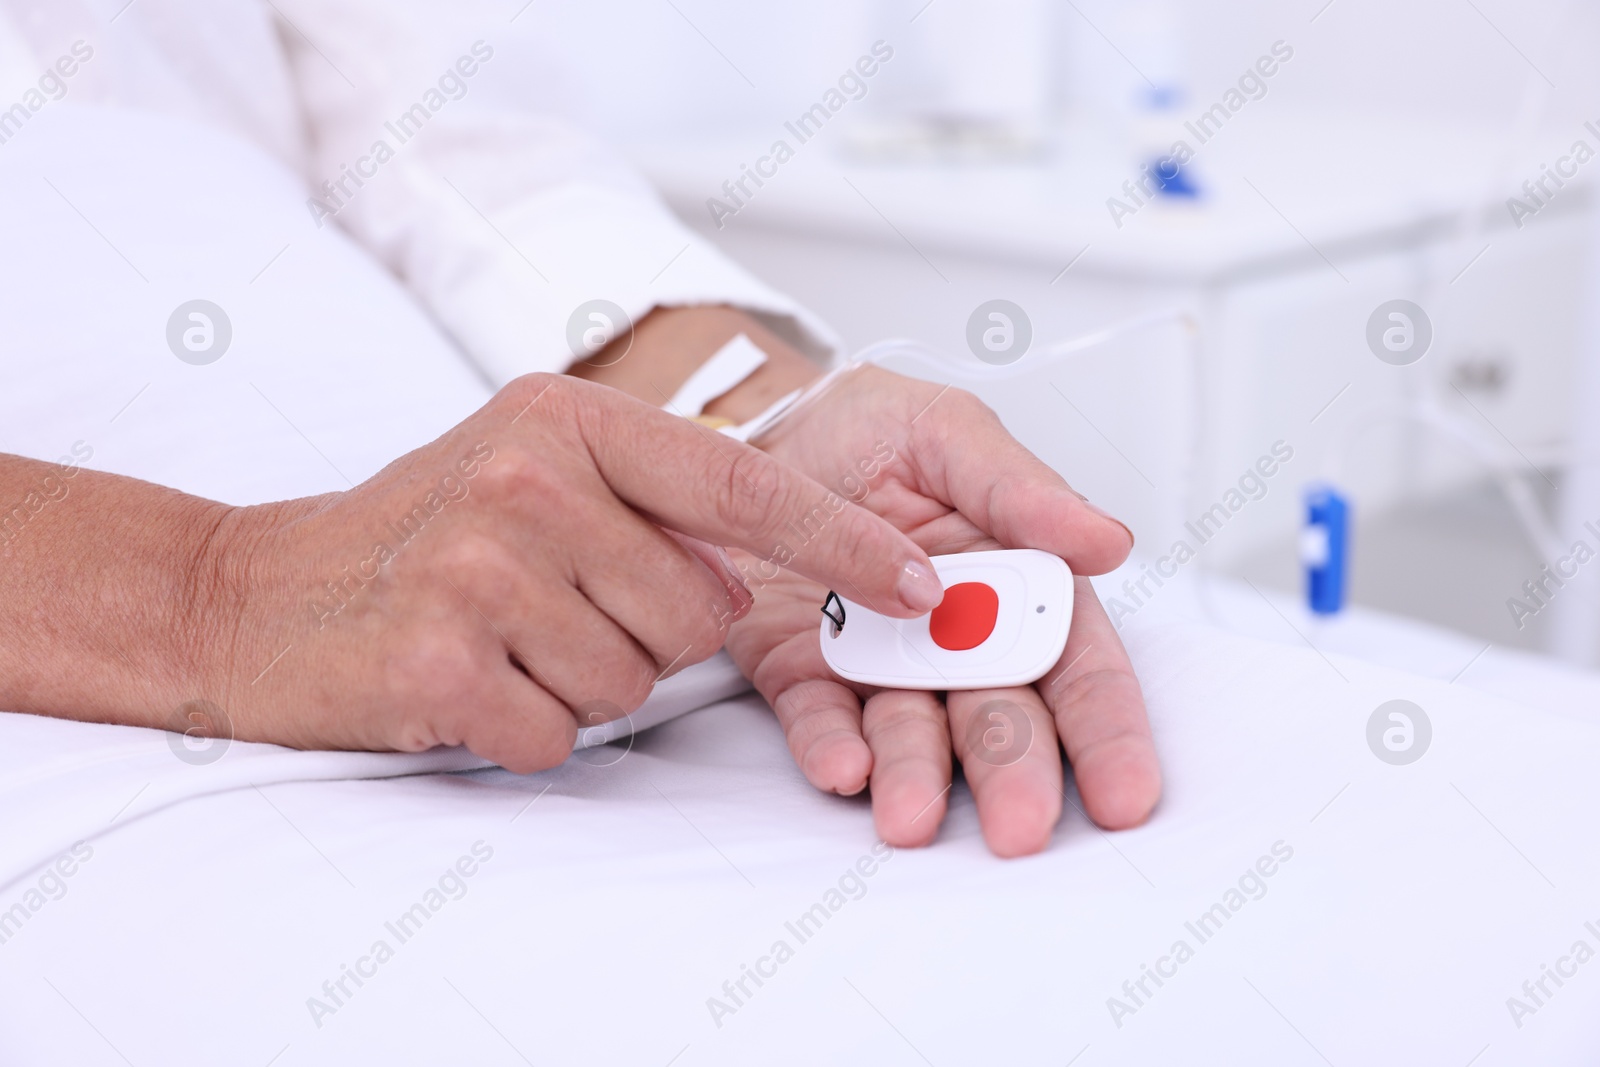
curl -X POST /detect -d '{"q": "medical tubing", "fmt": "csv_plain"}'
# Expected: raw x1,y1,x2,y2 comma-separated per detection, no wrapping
846,310,1209,610
1320,397,1562,561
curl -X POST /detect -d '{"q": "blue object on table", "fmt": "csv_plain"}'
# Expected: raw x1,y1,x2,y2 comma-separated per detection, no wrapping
1303,484,1350,615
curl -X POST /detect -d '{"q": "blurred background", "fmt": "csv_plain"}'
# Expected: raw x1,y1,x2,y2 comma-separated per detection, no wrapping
498,0,1600,664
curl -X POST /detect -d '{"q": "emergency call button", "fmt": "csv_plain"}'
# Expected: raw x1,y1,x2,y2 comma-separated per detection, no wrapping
929,582,999,651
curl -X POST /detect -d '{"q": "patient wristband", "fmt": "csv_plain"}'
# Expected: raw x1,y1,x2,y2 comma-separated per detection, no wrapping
671,331,865,444
668,333,768,422
722,360,864,444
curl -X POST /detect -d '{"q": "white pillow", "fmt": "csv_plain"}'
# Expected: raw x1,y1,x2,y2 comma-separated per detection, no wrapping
0,101,749,773
0,102,493,504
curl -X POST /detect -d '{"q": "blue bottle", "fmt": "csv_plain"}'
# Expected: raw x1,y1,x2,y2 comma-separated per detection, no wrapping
1303,485,1350,615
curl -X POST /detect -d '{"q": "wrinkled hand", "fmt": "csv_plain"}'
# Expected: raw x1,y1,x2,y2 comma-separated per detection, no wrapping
207,374,943,772
723,366,1162,856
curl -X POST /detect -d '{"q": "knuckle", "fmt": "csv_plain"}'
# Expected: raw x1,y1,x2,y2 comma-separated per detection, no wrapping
609,657,656,713
473,444,565,504
391,715,444,753
708,449,791,536
492,716,577,775
924,385,994,437
945,388,1001,440
949,385,990,415
428,536,530,604
684,605,728,657
869,697,946,747
779,680,850,737
571,697,626,730
1054,665,1139,717
486,372,587,444
432,530,505,578
387,634,482,711
494,372,566,419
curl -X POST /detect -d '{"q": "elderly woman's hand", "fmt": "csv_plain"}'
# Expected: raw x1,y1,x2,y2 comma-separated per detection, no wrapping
724,365,1162,856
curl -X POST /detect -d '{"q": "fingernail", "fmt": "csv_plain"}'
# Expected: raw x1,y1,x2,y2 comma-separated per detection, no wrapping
897,560,944,613
711,545,741,586
713,546,753,607
1080,497,1135,547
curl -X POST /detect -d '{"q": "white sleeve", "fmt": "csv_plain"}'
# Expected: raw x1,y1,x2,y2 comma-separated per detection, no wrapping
267,0,837,384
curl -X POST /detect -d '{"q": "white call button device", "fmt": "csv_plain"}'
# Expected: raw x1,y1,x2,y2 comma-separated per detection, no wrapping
820,549,1073,690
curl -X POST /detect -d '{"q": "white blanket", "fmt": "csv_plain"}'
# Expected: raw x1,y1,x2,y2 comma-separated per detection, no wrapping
2,105,1598,1065
3,617,1597,1065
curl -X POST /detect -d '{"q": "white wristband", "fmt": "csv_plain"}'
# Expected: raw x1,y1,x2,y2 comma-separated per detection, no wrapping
665,333,768,417
721,360,863,443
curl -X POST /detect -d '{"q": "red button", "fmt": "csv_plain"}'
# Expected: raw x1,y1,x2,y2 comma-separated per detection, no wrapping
929,582,999,651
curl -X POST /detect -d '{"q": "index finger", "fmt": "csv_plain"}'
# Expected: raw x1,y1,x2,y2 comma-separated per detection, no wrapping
909,387,1135,575
1038,576,1162,829
558,376,943,617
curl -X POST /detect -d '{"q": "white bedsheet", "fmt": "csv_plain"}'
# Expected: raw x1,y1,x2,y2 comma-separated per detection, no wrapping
3,105,1599,1065
3,615,1598,1066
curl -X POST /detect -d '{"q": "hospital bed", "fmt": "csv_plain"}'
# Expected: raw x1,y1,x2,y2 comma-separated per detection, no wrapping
2,104,1598,1065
